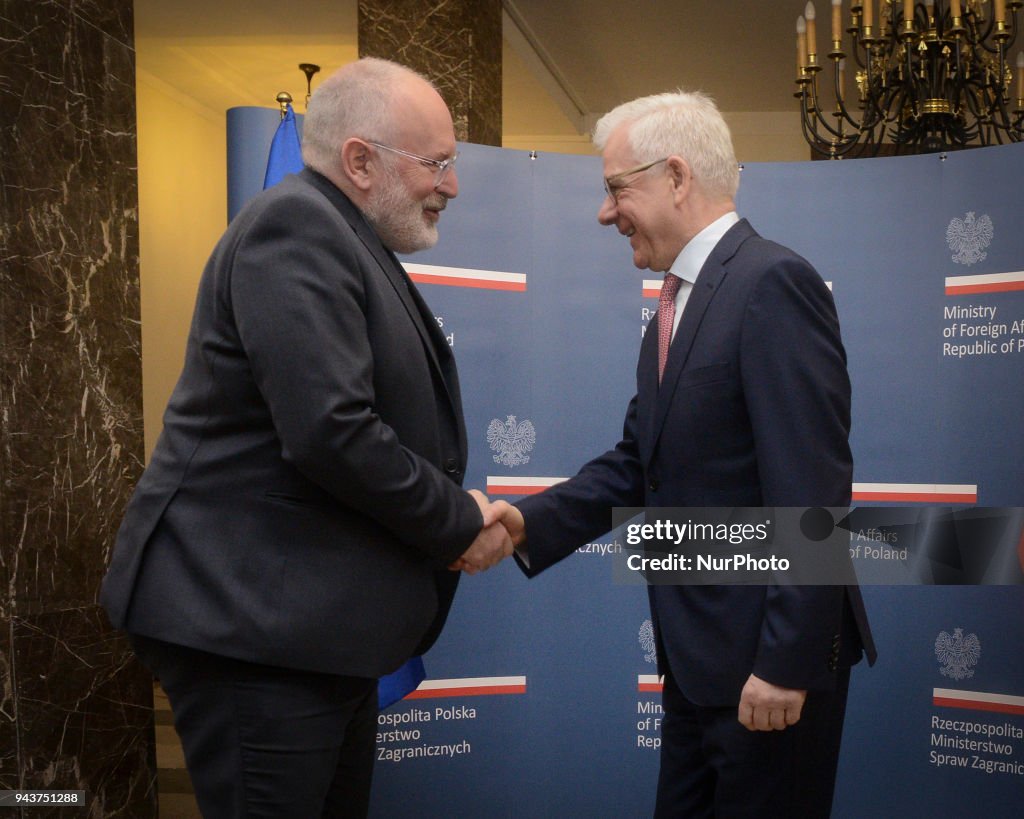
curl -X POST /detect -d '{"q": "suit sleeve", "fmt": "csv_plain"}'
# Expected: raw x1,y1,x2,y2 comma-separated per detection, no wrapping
514,395,646,576
740,256,853,689
226,192,481,565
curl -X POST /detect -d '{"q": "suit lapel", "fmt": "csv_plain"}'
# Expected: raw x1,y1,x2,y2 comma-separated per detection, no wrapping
380,245,453,375
645,220,756,459
383,246,469,457
299,170,466,449
636,325,660,461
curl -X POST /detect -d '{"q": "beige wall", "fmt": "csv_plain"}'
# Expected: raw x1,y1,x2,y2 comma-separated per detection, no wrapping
725,111,808,164
136,71,227,457
501,39,595,156
500,38,806,161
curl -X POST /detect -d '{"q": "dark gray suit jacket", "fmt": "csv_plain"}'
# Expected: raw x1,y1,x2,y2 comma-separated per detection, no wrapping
101,168,481,678
517,219,875,706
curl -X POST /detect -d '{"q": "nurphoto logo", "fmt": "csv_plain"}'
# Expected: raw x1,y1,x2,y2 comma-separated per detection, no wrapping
486,415,536,467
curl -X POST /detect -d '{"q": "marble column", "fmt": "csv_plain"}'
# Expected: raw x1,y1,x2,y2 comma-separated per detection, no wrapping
0,0,156,815
358,0,502,145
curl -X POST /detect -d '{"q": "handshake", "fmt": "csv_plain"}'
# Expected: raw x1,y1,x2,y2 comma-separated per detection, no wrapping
448,489,524,574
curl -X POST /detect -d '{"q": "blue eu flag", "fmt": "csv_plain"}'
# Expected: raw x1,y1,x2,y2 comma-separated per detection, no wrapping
262,101,428,710
263,104,303,188
378,655,426,710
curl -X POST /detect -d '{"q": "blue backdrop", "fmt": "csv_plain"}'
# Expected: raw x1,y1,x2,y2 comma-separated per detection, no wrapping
227,111,1024,817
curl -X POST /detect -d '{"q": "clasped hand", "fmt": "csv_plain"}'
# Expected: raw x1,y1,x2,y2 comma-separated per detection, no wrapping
448,490,523,574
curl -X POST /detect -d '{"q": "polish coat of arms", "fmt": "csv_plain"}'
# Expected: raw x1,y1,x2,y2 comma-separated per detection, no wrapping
934,628,981,680
486,415,536,467
946,212,993,266
639,619,657,664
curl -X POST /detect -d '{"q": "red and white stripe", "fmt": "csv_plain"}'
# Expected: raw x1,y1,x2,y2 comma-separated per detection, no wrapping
638,674,664,693
491,479,975,502
933,688,1024,716
486,476,568,496
642,279,662,299
489,480,977,502
403,263,527,291
946,270,1024,296
852,483,977,503
405,676,527,700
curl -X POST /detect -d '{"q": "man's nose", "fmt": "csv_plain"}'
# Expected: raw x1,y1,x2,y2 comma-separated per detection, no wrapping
436,167,458,198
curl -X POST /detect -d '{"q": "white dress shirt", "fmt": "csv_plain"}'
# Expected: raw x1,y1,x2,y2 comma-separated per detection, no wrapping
666,211,740,340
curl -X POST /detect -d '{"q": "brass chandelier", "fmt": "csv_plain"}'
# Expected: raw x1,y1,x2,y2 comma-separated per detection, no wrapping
795,1,1024,157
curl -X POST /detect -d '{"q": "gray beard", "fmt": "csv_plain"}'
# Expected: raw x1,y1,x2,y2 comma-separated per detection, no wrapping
363,164,440,254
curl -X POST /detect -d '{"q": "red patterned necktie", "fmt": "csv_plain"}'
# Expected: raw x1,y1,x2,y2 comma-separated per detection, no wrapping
658,273,683,383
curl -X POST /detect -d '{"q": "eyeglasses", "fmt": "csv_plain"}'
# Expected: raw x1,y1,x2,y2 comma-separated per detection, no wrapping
602,157,669,202
366,140,458,188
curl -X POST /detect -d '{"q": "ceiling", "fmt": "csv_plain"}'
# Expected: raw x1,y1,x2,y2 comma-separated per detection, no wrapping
133,0,802,137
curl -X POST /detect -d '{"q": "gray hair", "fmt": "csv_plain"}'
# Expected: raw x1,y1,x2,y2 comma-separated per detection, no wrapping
592,90,739,200
302,58,431,175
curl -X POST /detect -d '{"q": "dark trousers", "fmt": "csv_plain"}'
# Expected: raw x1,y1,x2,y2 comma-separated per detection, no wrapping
131,635,378,819
654,667,852,818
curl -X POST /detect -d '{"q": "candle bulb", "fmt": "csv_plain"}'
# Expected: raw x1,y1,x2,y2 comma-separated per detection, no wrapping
951,0,962,19
1017,51,1024,102
833,0,843,43
995,0,1006,24
797,15,808,73
863,0,873,29
904,0,913,23
806,2,818,60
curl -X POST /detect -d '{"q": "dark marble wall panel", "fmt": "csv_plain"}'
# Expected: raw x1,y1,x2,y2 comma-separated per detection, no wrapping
1,1,142,611
12,609,156,816
0,621,15,792
0,0,154,815
466,0,502,147
358,0,502,145
71,0,134,47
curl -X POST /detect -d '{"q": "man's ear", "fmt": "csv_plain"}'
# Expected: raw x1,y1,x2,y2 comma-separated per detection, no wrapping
341,138,373,191
666,156,691,204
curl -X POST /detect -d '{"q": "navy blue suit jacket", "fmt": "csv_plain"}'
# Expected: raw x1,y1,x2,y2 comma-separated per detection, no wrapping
516,219,875,706
101,169,481,679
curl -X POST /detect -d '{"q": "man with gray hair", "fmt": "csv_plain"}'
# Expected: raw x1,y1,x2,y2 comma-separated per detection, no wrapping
101,57,511,817
500,90,875,816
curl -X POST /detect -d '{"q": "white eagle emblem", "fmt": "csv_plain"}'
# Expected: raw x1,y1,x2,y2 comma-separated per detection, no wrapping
486,415,536,467
946,212,993,266
934,628,981,680
639,619,657,664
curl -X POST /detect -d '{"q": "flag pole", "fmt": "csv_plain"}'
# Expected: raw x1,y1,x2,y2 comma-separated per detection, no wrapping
275,91,293,120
